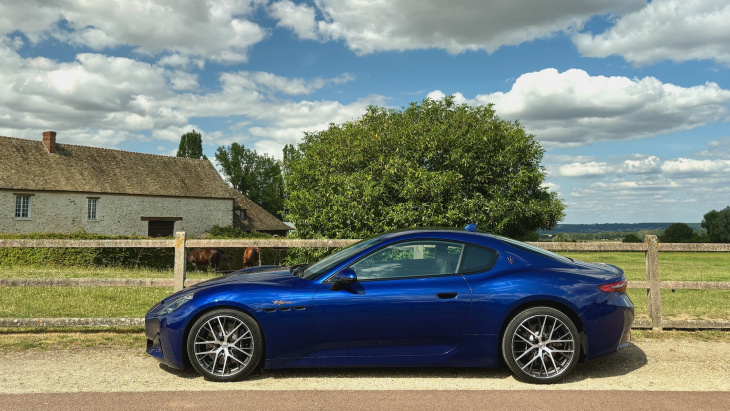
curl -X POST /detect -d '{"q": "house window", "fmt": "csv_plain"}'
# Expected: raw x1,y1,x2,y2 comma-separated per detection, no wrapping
148,220,175,237
15,195,31,219
234,209,246,220
87,198,98,220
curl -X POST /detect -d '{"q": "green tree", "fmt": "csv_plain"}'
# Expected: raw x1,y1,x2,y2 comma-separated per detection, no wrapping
177,130,206,159
622,233,642,243
284,97,565,239
702,206,730,243
215,143,284,218
660,223,696,243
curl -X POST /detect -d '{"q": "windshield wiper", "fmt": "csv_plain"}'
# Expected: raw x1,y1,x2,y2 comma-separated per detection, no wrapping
289,263,310,278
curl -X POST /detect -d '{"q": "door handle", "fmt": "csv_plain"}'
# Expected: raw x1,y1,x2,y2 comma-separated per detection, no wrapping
437,292,458,299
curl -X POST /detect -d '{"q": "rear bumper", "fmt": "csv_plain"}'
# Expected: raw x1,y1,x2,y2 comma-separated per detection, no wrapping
583,292,634,360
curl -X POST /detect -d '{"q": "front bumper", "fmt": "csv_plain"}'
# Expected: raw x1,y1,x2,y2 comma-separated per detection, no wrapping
144,299,199,370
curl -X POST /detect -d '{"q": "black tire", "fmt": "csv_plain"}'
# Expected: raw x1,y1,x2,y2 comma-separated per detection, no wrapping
186,309,263,382
502,306,580,384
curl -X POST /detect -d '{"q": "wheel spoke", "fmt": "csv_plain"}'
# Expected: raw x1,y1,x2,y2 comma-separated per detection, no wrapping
231,345,253,358
518,324,538,339
514,346,537,362
231,330,252,345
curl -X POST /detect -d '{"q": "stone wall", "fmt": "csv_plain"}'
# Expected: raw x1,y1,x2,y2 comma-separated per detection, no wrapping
0,190,232,237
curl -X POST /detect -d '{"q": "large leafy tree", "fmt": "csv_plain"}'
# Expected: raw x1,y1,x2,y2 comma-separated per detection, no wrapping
177,130,206,159
215,143,284,218
660,223,695,243
284,97,565,239
702,206,730,243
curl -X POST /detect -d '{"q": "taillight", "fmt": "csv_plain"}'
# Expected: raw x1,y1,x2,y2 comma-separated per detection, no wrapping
598,279,627,292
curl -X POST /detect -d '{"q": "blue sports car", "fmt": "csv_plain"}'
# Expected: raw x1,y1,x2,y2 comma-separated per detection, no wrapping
145,227,633,384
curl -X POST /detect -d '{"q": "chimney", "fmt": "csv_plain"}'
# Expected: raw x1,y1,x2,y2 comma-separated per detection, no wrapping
43,131,57,153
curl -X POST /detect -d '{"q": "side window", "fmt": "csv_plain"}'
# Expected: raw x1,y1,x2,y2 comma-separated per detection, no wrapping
459,244,498,274
15,195,31,219
87,198,98,221
350,240,463,281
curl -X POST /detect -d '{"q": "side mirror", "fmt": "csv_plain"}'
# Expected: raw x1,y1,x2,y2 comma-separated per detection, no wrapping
330,268,357,291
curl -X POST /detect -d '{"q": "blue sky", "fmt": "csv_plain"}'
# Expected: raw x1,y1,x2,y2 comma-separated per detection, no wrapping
1,0,729,224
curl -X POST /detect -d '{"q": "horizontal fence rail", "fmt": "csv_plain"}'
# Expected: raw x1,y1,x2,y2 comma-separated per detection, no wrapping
1,234,728,330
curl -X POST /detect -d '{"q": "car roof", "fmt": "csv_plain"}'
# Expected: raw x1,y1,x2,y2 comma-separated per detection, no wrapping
378,227,497,242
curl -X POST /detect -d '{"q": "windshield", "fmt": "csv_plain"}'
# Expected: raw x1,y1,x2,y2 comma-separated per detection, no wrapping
302,236,382,280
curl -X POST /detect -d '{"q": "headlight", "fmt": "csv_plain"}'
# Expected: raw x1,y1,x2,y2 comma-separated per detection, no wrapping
159,294,194,315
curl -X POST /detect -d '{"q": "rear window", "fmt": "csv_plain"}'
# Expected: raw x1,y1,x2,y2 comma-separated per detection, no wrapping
494,235,572,263
459,244,498,274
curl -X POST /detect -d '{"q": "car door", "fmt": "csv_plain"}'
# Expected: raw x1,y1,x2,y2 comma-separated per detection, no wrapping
309,240,472,357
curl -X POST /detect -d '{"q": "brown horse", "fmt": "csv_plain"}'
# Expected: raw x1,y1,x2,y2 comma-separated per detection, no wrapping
187,248,229,271
242,247,261,269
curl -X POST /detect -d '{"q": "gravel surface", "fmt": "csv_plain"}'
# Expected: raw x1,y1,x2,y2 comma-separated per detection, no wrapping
1,339,729,393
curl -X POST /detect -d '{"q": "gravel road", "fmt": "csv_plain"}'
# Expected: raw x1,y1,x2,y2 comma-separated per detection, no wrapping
1,338,729,394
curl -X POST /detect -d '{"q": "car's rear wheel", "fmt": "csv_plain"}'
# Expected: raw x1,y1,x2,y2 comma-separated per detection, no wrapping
502,306,580,384
186,309,262,381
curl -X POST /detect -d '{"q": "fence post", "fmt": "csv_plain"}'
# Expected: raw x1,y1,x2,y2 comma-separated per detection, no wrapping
645,235,662,331
173,232,187,292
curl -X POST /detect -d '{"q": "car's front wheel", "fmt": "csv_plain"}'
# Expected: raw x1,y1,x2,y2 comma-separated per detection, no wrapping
186,309,262,381
502,306,580,384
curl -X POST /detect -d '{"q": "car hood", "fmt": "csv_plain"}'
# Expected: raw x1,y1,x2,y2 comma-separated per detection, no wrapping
188,266,301,289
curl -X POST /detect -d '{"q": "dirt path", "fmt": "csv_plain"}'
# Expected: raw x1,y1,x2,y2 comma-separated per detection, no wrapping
1,339,729,393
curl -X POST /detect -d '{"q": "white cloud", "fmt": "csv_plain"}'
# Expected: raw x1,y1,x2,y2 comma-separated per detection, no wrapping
558,162,611,178
661,158,730,175
269,0,643,55
0,42,372,155
221,71,355,96
453,68,730,147
694,137,730,159
621,155,662,174
546,153,730,222
0,0,269,64
270,0,319,40
574,0,730,65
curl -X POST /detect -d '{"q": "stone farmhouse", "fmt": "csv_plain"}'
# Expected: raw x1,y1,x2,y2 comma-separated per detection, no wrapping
0,132,290,237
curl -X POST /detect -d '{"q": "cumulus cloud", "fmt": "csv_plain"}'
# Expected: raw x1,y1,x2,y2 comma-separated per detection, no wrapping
661,158,730,175
447,68,730,147
694,137,730,159
0,42,374,156
574,0,730,65
220,71,355,96
0,0,269,64
546,153,730,222
269,0,643,55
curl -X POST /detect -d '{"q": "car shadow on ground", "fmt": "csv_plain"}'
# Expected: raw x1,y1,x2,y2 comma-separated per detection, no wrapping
563,342,648,382
157,343,647,383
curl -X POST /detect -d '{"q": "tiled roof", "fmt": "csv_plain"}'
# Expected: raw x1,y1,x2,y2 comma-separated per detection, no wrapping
0,135,232,198
230,187,291,233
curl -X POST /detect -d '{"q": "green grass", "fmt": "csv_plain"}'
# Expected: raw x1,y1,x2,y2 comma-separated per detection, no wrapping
0,287,172,318
0,328,145,351
560,251,730,282
0,265,219,280
627,289,730,319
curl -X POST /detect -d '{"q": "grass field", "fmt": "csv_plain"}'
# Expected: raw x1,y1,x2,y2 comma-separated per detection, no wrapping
0,250,728,320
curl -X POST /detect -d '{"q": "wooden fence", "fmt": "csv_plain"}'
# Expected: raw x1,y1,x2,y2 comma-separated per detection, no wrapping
1,233,728,331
